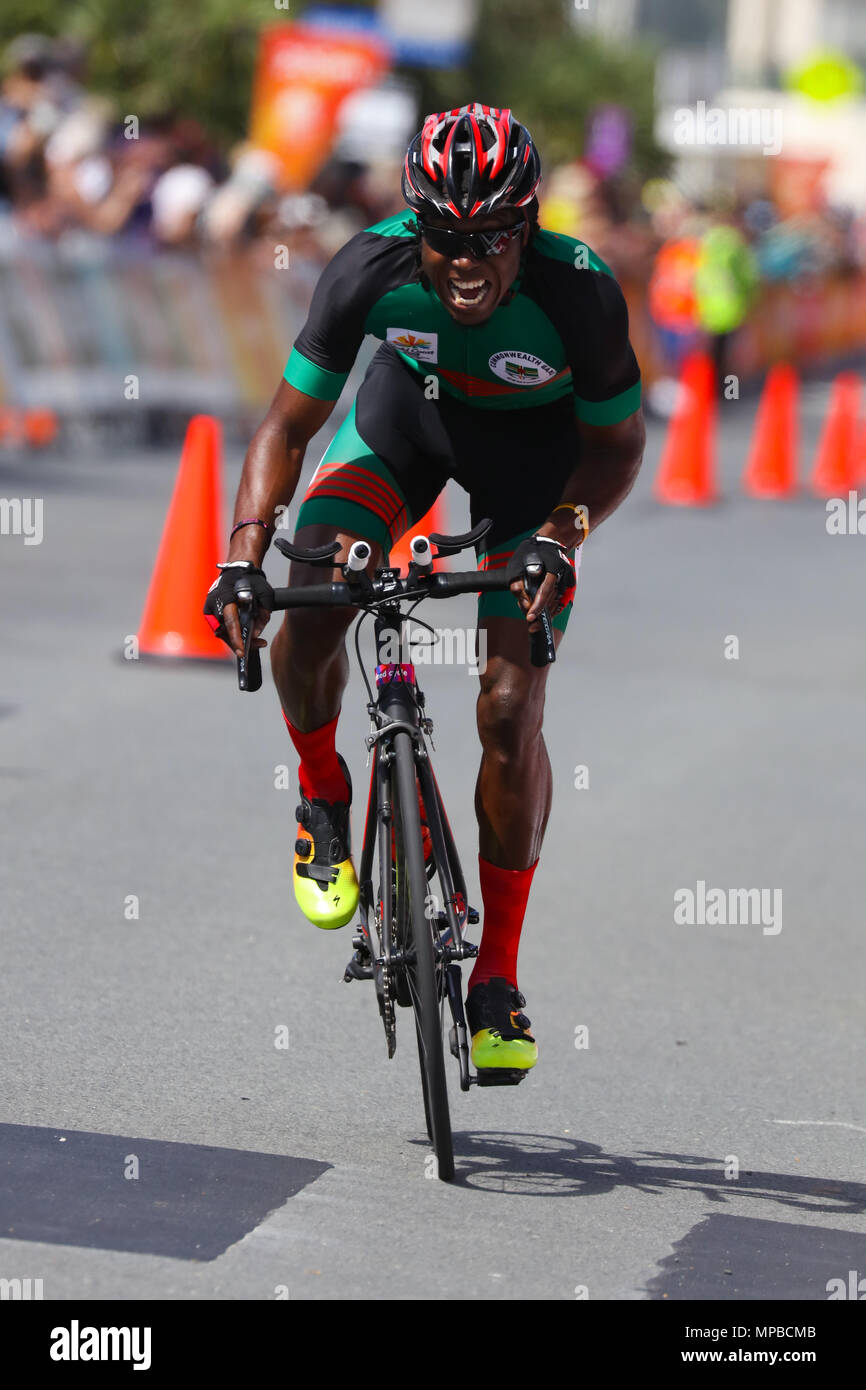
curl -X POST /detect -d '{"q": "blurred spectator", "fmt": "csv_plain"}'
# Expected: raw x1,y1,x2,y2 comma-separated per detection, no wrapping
151,163,215,246
647,233,703,410
540,161,606,244
0,19,864,404
201,144,280,246
694,217,760,393
0,33,76,217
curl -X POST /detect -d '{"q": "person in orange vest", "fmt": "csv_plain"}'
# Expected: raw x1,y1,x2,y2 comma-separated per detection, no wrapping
647,234,701,413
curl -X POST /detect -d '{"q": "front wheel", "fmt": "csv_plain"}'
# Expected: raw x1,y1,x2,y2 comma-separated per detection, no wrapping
393,731,454,1183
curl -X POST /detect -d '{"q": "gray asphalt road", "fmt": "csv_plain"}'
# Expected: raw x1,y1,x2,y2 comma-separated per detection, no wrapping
1,379,864,1301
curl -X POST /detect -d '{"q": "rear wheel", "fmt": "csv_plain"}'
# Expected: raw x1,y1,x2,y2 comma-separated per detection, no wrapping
393,731,454,1182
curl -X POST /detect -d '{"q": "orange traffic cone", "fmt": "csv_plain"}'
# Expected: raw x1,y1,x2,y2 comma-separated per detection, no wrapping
742,363,799,497
24,408,59,448
653,351,718,505
389,492,448,570
809,372,861,497
138,415,230,660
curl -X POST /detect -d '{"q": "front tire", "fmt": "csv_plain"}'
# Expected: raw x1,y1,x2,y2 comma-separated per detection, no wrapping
393,731,454,1183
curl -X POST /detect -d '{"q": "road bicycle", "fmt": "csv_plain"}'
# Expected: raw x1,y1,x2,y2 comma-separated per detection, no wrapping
234,518,555,1182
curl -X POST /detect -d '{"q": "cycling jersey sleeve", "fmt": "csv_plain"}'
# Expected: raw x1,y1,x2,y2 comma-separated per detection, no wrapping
284,238,370,400
569,270,641,427
284,226,417,401
523,245,641,427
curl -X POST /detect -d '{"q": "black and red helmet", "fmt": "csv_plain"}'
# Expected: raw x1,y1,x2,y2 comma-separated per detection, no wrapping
402,104,541,220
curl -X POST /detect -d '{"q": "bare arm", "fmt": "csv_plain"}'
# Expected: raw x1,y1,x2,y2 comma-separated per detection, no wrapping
219,380,337,653
537,408,646,546
227,381,335,561
511,408,646,627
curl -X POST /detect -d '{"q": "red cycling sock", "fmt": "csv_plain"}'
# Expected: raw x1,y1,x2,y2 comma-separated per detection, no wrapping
283,710,349,802
468,855,539,994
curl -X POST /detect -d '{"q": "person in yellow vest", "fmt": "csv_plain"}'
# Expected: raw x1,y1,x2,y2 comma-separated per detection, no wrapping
694,219,760,394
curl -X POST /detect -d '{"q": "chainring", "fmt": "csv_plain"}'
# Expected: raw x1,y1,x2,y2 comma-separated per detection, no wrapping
374,897,397,1056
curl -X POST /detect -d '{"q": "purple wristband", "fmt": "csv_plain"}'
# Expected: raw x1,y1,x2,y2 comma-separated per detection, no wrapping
230,517,271,540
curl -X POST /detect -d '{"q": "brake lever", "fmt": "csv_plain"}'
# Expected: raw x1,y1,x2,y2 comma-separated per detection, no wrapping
234,583,263,692
524,562,556,668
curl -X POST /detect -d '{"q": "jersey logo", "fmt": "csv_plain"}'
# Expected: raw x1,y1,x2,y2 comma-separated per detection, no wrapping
387,328,438,363
488,350,557,385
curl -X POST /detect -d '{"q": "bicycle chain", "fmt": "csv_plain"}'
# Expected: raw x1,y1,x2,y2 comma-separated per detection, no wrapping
382,966,396,1058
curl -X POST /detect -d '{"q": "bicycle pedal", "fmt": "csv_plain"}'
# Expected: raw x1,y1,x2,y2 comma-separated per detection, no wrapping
474,1068,529,1087
343,951,373,982
467,906,480,924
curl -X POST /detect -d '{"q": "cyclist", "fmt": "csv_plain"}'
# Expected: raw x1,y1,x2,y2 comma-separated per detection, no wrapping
205,105,645,1077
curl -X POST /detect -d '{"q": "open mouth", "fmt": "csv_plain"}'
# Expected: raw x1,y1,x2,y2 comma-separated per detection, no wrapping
447,277,491,310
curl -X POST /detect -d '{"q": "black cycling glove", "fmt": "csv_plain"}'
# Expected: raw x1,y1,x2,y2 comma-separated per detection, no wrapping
203,562,274,643
505,536,576,616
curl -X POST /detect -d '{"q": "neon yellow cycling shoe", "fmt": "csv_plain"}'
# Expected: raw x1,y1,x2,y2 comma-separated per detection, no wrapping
293,754,359,930
466,977,538,1074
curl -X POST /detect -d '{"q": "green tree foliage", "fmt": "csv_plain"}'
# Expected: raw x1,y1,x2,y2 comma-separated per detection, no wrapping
0,0,270,144
417,0,667,181
1,0,666,179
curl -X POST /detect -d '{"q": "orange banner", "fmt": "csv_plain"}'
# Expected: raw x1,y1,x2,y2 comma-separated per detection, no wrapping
250,23,391,191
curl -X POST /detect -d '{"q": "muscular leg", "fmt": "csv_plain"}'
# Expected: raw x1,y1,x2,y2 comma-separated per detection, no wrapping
273,522,383,928
269,522,382,731
475,615,565,868
466,611,566,1015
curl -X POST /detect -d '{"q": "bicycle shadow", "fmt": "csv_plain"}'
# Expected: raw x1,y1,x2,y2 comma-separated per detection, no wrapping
411,1130,866,1216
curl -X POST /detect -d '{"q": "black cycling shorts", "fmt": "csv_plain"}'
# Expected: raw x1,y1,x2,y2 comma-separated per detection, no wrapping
295,343,583,629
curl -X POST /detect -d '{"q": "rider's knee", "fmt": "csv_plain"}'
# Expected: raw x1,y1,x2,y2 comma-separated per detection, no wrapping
476,673,544,755
280,603,354,657
275,524,380,662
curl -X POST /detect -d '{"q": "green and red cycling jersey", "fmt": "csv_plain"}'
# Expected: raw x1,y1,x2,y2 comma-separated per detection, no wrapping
284,210,641,424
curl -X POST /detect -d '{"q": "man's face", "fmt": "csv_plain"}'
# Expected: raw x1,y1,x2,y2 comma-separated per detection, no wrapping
418,207,530,325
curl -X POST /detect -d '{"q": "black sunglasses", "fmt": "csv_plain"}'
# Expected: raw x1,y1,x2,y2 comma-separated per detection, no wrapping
417,219,526,260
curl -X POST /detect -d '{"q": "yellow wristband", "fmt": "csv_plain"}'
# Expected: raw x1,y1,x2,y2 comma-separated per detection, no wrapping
551,502,588,541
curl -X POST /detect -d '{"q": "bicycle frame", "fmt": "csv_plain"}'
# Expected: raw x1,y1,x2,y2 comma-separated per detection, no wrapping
233,518,547,1176
354,601,477,1089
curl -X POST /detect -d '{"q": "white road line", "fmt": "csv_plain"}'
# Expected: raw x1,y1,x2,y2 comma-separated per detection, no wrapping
773,1119,866,1133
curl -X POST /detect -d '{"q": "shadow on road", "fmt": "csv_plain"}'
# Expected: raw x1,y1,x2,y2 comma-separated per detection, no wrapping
419,1131,865,1219
410,1131,866,1297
